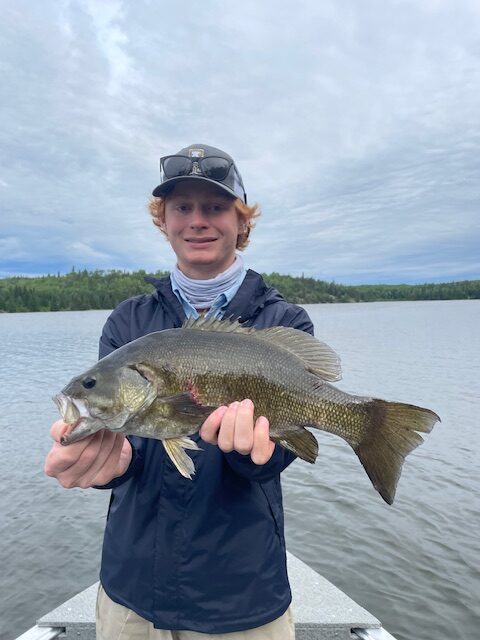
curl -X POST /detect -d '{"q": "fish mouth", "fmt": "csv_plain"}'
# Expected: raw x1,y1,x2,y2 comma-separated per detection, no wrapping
54,393,82,425
53,393,99,445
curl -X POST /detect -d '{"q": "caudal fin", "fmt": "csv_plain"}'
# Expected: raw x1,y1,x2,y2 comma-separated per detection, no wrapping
354,400,439,504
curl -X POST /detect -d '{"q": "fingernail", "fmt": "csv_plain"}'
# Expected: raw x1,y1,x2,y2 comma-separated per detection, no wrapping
241,398,253,409
229,401,240,409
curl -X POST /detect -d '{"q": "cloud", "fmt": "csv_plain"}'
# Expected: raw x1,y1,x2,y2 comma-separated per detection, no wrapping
1,0,479,283
0,236,26,261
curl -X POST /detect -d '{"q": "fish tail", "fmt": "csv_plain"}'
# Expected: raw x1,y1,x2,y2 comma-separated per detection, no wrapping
352,400,439,504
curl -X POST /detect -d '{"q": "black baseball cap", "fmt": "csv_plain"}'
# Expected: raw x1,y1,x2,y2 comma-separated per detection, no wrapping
152,144,247,203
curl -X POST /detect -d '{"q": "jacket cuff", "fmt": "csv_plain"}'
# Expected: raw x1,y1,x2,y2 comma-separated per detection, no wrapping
93,437,143,490
224,445,296,481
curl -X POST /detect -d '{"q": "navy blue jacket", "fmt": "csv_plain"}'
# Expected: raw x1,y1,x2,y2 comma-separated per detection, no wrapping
97,270,314,633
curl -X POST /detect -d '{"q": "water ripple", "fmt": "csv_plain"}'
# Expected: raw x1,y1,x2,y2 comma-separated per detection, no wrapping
1,304,480,640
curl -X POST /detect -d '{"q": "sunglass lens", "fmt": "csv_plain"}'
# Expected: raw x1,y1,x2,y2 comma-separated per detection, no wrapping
162,157,192,178
201,157,230,181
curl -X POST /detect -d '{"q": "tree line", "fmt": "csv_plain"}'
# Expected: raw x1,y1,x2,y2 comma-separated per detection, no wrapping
0,269,478,313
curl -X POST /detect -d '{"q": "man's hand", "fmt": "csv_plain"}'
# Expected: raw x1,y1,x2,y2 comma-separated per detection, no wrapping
44,420,132,489
200,399,275,465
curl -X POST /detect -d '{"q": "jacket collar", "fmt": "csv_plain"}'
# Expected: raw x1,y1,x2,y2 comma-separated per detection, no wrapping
145,269,284,326
222,269,274,323
144,274,186,327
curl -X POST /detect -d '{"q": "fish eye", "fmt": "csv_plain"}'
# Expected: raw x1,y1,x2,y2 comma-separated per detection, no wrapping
82,376,97,389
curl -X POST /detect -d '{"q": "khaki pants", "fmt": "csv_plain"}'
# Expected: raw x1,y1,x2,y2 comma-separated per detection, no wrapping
96,583,295,640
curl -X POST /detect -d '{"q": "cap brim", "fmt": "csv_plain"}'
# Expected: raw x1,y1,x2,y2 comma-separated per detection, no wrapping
152,175,240,200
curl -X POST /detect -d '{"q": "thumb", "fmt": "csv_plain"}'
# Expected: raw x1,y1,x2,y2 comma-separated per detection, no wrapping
50,419,70,443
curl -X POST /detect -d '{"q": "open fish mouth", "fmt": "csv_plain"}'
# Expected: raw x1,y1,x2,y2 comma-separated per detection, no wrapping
54,393,80,424
53,393,98,445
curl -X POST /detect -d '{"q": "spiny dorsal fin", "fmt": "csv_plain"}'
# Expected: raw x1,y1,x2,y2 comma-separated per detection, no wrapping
181,317,341,382
182,316,252,333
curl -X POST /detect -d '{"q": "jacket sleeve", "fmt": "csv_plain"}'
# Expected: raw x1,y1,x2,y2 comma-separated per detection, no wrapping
99,298,135,358
94,301,147,488
224,446,297,482
279,304,314,336
224,303,314,481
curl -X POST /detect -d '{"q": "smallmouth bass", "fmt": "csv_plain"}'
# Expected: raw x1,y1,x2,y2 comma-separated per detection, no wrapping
55,317,439,503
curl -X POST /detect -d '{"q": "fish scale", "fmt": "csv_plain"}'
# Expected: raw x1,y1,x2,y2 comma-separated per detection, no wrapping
56,317,439,504
168,334,371,449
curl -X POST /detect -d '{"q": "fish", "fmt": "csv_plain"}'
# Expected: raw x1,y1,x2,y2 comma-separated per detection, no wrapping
54,317,439,504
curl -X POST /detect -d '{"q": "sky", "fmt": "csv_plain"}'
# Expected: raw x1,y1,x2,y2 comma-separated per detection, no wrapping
1,0,479,284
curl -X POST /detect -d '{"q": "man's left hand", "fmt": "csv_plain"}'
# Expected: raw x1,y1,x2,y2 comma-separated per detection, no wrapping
200,399,275,465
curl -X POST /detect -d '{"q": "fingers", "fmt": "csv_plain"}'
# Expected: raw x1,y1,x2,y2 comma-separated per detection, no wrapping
233,400,255,454
50,419,70,442
251,416,275,465
87,434,129,487
45,420,129,489
45,430,104,487
45,421,100,477
74,432,125,489
199,406,228,444
217,402,239,453
200,400,274,466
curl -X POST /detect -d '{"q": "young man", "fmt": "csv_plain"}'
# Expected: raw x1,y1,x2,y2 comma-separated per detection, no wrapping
45,144,314,639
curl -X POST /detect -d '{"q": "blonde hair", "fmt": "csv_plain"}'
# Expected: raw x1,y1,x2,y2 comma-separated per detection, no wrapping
148,194,260,250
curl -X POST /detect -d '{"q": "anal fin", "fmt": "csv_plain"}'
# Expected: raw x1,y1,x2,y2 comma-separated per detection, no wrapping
272,426,318,463
163,436,202,479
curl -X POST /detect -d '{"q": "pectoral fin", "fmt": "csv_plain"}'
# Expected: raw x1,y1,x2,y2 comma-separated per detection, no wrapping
161,392,216,418
163,436,202,479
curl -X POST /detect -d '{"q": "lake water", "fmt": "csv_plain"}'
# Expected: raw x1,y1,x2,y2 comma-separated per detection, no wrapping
0,301,479,640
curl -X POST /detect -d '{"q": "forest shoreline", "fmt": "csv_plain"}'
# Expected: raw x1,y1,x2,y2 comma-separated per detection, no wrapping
0,269,478,313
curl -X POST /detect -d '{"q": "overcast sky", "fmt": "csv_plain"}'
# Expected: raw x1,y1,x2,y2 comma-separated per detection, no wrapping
1,0,479,284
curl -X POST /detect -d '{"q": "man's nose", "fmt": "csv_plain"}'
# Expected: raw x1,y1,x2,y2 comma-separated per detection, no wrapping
189,206,209,227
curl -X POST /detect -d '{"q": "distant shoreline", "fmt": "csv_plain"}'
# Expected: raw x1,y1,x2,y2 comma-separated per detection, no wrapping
0,269,478,313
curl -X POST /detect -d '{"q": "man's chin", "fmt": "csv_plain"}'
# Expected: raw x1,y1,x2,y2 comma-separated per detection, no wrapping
178,256,234,279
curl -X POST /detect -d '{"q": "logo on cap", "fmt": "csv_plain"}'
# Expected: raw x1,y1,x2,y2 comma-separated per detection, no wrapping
188,148,205,158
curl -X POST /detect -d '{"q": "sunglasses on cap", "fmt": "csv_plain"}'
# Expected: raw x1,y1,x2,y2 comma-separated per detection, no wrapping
160,155,237,182
153,147,248,202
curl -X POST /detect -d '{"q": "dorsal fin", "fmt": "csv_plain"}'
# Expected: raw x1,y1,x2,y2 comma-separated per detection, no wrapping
182,316,252,333
181,317,341,382
254,326,341,381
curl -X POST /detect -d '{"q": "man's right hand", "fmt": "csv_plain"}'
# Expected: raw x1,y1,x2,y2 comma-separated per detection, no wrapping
44,420,132,489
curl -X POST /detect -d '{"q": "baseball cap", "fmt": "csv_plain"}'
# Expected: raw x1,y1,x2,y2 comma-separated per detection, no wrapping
152,144,247,203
